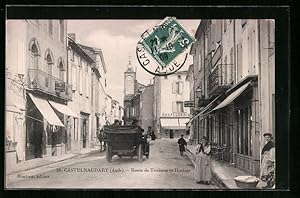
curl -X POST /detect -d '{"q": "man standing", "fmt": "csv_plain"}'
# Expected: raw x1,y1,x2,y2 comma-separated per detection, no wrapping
177,134,187,156
261,133,275,188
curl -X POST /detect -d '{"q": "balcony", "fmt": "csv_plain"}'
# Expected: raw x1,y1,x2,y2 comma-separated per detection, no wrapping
28,69,72,101
208,64,234,97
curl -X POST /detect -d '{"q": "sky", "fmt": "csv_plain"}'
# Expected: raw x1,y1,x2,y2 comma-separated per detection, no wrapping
68,19,200,106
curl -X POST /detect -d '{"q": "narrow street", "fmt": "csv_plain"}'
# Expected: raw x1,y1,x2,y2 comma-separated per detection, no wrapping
7,139,218,189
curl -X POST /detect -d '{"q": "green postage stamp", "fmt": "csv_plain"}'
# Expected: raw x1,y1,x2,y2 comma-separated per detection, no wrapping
137,17,195,75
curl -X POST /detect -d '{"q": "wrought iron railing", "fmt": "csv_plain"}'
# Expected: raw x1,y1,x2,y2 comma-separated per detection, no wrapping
27,69,72,101
208,64,234,96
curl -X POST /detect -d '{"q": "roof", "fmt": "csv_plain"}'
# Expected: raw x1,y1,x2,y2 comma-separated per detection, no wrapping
68,37,95,64
77,43,107,73
125,67,135,73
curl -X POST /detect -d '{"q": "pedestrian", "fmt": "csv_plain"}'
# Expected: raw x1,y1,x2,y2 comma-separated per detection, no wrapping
150,128,156,140
170,129,174,139
260,133,275,189
177,134,187,156
194,136,212,185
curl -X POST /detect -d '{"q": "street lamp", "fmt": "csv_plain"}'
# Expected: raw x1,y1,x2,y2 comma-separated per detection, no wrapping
196,87,203,98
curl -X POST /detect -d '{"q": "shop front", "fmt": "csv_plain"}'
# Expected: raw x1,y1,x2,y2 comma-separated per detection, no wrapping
209,77,260,175
26,93,64,160
160,116,190,139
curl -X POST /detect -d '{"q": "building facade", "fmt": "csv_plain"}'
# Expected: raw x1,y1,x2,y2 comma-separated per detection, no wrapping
77,42,108,148
188,19,275,176
67,36,95,152
6,20,73,165
153,71,191,139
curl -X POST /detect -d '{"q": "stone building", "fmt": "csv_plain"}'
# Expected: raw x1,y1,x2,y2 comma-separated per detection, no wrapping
153,71,191,139
188,19,275,176
67,36,95,152
6,20,73,165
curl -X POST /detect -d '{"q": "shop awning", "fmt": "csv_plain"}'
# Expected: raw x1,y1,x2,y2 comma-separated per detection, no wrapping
28,93,64,126
212,81,251,112
48,100,79,118
160,118,189,130
186,94,223,124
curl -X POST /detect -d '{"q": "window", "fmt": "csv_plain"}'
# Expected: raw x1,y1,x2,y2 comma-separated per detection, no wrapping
79,56,82,66
248,30,256,73
45,53,53,87
58,62,64,81
198,52,202,71
164,76,168,79
48,20,53,36
237,43,243,80
236,106,252,156
79,66,82,95
230,47,234,84
30,44,39,70
72,64,77,91
224,20,227,33
86,66,90,98
59,20,64,44
178,75,181,79
172,101,184,113
172,81,183,94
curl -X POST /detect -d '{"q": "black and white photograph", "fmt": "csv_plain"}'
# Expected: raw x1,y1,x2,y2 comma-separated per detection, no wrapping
4,6,284,190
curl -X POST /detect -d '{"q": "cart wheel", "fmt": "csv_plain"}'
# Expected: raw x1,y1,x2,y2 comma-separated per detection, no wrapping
138,144,143,162
106,145,112,163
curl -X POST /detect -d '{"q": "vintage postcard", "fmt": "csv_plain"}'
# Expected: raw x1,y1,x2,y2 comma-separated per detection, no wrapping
5,9,278,189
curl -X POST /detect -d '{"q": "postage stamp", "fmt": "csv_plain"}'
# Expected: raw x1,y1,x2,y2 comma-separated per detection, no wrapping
137,17,195,76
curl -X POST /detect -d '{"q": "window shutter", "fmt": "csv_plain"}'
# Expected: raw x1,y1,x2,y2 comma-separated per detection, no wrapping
172,82,176,94
216,20,222,43
79,68,82,94
211,23,216,51
251,30,256,71
179,82,183,94
172,101,177,113
72,65,77,90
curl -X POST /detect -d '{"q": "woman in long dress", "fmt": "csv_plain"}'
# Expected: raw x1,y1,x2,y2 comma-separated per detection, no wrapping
194,136,212,184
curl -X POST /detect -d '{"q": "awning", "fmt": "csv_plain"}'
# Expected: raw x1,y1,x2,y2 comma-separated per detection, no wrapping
186,94,223,124
48,100,79,118
160,118,189,130
28,93,64,126
212,81,251,112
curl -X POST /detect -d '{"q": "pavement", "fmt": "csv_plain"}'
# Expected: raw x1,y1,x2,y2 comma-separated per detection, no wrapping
185,143,267,189
6,147,100,176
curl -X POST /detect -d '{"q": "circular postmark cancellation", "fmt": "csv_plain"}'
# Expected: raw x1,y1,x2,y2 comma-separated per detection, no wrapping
136,17,195,76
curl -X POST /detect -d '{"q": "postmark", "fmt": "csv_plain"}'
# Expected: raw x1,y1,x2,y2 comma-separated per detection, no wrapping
136,17,195,76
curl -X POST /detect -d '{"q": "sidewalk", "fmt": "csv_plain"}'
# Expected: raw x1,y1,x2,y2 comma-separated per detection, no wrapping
185,144,266,189
6,148,100,176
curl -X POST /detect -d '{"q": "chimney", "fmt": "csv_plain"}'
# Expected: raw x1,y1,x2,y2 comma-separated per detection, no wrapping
68,33,76,42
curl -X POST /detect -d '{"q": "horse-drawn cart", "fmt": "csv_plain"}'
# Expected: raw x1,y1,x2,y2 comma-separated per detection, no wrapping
103,125,149,162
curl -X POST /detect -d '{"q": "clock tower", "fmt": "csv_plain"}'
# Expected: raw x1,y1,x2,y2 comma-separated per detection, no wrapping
124,59,136,97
